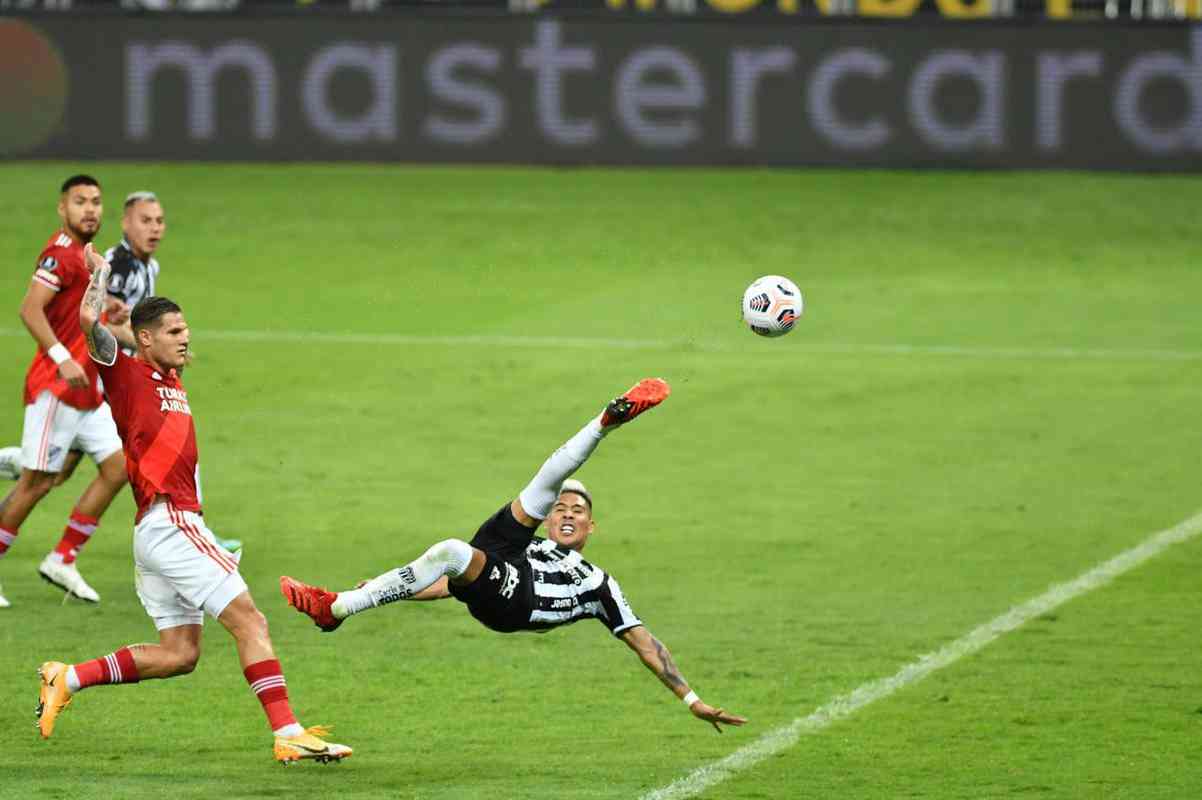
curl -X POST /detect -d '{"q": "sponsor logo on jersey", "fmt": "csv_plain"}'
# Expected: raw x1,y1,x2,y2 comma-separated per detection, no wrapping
39,256,58,272
155,386,192,415
500,562,520,599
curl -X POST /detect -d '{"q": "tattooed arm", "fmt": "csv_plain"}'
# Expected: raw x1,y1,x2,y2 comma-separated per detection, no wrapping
620,625,747,732
79,244,118,366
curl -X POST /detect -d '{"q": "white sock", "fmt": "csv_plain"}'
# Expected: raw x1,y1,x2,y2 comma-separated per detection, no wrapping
274,722,304,738
331,538,473,618
66,665,81,693
517,417,608,521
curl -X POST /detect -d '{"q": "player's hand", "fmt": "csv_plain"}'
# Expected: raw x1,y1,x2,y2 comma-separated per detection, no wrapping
58,358,88,388
688,699,748,733
105,297,130,325
83,243,109,279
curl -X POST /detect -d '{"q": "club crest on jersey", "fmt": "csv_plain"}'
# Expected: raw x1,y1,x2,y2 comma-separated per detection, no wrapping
155,386,191,415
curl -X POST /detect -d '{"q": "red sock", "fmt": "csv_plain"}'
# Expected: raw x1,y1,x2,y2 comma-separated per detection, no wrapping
0,525,16,556
244,659,298,732
53,510,98,565
73,647,140,690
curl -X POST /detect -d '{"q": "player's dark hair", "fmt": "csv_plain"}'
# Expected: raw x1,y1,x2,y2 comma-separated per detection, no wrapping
131,296,182,332
60,174,100,194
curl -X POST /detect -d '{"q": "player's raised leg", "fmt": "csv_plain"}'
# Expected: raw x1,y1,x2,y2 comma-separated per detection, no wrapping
513,377,670,525
282,539,483,631
280,378,670,632
217,590,351,763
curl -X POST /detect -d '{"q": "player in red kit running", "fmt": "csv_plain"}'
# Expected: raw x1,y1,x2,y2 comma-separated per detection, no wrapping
34,246,351,764
0,175,129,608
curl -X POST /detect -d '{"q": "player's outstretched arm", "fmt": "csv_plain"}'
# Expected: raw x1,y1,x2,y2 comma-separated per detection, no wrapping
80,244,118,366
620,625,748,733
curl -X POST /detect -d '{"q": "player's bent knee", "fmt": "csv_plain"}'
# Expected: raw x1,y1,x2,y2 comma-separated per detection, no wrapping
20,472,56,499
427,538,473,578
174,648,201,675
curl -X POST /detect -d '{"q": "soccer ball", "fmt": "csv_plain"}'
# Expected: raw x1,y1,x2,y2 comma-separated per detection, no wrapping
741,275,803,337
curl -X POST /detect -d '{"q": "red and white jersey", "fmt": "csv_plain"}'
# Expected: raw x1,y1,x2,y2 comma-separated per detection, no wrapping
94,351,201,521
24,231,103,410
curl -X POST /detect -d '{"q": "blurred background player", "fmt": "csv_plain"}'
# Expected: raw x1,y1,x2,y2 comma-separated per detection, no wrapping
36,253,351,764
0,175,128,608
282,378,747,733
0,190,242,554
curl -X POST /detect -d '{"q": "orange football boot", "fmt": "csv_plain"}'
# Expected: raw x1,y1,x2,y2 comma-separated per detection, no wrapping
600,378,671,428
279,576,343,632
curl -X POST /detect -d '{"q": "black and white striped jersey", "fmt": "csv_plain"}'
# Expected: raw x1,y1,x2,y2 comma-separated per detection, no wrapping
524,538,642,636
104,239,160,311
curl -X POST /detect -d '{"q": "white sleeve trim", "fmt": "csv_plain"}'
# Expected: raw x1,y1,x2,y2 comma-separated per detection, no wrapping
88,344,117,367
33,272,61,291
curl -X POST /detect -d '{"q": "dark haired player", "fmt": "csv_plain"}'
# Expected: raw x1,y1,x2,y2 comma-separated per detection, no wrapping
34,248,351,764
282,379,747,733
0,176,128,608
1,190,241,555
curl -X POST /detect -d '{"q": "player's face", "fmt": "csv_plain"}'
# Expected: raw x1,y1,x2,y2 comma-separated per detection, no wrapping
57,185,103,243
143,312,190,371
546,492,595,552
123,200,165,259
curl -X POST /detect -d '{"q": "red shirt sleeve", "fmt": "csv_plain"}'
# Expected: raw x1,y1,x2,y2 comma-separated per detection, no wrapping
32,244,76,293
94,350,135,421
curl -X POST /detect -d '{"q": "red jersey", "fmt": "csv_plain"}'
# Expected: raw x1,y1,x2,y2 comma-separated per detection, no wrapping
24,231,104,410
94,351,201,521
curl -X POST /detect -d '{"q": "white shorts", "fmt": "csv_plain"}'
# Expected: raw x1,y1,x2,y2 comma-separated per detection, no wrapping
21,390,123,473
133,502,247,631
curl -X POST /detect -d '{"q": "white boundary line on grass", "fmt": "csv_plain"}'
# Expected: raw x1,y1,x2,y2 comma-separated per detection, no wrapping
1,327,1199,362
640,508,1202,800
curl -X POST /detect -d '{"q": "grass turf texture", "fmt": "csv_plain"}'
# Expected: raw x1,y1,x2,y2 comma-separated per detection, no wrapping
0,163,1199,800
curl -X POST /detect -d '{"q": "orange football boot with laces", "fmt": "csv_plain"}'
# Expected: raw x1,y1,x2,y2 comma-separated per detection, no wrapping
600,378,671,428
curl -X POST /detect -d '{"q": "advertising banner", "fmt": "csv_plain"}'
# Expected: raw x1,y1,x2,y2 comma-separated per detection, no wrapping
3,17,1200,168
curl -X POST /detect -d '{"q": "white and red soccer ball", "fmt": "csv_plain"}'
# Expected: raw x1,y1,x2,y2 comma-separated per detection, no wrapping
741,275,803,338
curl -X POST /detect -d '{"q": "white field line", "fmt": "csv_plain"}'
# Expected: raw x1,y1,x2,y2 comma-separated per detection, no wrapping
641,508,1202,800
1,328,1199,362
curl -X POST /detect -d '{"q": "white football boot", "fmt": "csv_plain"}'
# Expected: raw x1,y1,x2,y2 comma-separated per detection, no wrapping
38,555,100,603
0,446,21,480
0,582,10,608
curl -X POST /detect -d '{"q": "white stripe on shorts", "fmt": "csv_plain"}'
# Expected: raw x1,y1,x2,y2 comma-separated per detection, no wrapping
37,395,58,470
169,505,236,573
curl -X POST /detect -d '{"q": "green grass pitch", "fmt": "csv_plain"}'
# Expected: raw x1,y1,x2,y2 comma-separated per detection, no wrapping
0,163,1200,799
